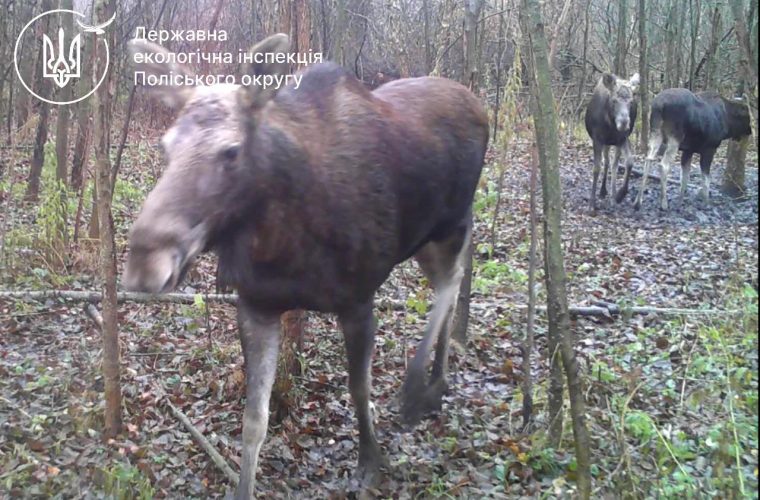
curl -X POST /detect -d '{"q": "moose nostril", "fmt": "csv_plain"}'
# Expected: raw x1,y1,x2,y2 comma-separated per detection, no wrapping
159,269,176,293
221,144,239,162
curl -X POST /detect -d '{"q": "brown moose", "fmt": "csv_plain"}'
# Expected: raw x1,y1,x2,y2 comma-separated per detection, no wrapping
123,34,489,497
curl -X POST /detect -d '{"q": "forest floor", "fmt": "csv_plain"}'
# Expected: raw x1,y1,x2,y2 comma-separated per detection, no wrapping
0,131,757,499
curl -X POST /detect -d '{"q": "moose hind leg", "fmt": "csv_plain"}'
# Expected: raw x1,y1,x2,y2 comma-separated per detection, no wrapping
680,151,694,204
339,301,386,486
401,218,470,426
659,137,679,210
699,148,716,203
634,132,662,210
236,305,281,500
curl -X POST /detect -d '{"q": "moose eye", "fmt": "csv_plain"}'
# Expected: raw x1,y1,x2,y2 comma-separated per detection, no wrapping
220,144,240,162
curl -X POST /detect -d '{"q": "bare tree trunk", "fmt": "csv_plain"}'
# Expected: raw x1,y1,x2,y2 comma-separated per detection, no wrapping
704,6,722,90
269,1,311,422
93,0,121,438
522,144,538,428
25,0,54,202
88,182,99,240
26,110,49,202
520,0,591,496
422,0,432,74
70,7,94,192
14,3,34,129
5,64,13,144
453,0,484,345
272,310,306,423
638,0,649,151
750,0,759,77
518,7,563,450
70,115,91,192
614,0,628,75
665,0,677,88
576,0,591,114
722,136,749,198
675,0,687,85
463,0,485,90
725,0,758,189
491,0,506,138
251,0,258,43
688,0,701,90
729,0,758,83
55,1,73,184
333,0,348,65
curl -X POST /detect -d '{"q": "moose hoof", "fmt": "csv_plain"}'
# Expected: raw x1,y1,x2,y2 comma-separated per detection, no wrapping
633,199,641,211
400,375,427,427
400,377,448,427
615,188,628,204
423,378,449,413
356,449,387,489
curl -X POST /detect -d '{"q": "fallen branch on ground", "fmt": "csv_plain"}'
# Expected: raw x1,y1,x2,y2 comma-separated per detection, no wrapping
84,303,104,329
81,301,241,485
506,301,743,317
628,167,682,186
0,289,744,317
163,391,240,485
0,289,238,305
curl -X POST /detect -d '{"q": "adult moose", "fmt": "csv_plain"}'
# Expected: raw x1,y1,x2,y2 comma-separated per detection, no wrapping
634,88,751,210
584,72,640,210
123,34,489,498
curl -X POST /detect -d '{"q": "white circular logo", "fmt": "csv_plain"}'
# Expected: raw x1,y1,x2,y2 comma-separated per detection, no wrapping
14,9,114,106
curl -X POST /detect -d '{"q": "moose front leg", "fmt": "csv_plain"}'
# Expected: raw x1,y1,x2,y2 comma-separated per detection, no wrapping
616,141,634,203
236,305,281,500
590,141,603,210
339,301,386,486
599,146,611,199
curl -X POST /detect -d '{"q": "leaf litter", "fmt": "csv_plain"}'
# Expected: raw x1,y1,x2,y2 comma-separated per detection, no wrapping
0,135,757,498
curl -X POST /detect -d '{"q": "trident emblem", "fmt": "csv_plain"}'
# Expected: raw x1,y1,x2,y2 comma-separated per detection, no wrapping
43,27,81,88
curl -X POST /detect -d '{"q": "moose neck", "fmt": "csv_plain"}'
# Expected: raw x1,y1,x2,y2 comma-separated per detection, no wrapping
213,111,341,306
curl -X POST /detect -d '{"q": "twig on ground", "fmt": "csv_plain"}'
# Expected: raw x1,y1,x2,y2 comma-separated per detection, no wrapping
81,302,239,485
84,303,104,329
162,392,240,485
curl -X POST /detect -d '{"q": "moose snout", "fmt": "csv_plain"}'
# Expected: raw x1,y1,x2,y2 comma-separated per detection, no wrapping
123,245,184,293
123,219,208,294
615,112,631,132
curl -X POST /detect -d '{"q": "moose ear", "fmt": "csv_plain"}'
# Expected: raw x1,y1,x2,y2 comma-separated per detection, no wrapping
240,33,291,110
128,39,194,109
628,73,640,91
602,73,617,91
